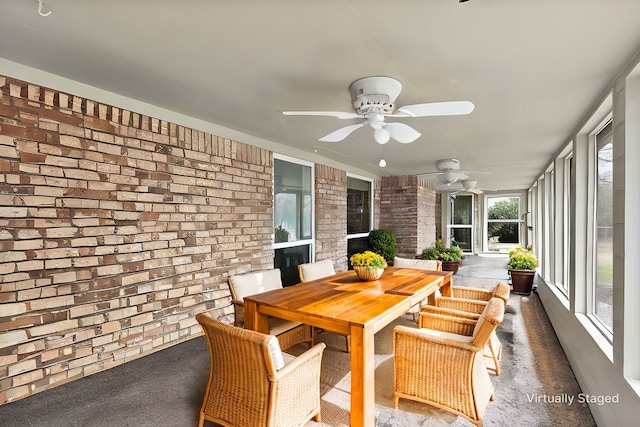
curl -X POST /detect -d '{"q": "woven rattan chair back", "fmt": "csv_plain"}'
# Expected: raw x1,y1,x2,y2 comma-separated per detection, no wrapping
196,314,325,427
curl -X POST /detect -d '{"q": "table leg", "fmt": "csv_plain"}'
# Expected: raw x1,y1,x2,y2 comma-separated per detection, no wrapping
243,300,269,333
441,274,452,297
349,324,375,427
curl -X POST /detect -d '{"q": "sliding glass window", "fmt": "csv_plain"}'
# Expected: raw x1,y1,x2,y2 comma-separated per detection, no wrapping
593,121,613,332
486,195,521,252
273,156,313,286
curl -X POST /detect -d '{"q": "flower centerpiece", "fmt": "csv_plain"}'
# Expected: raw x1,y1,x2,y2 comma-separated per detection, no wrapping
350,250,387,281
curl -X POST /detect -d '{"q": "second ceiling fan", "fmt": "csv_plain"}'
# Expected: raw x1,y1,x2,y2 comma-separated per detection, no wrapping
283,76,474,144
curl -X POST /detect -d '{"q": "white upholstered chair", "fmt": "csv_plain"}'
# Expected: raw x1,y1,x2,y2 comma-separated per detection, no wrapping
297,259,336,282
228,268,313,350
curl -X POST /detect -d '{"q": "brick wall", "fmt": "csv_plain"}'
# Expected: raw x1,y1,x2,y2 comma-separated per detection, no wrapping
314,164,348,272
379,175,437,257
0,76,275,404
0,73,438,406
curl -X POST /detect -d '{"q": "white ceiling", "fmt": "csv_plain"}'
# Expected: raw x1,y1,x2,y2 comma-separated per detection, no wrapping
2,0,640,191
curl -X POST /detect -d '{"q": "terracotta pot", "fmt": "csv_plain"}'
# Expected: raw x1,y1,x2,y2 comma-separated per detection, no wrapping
441,260,461,275
509,269,536,295
353,266,384,281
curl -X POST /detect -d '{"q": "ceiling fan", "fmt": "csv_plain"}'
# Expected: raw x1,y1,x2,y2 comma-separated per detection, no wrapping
283,76,474,144
418,159,491,186
451,180,496,195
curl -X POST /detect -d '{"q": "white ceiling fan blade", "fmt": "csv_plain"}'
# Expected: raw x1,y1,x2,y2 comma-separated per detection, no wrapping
319,123,365,142
383,122,421,143
461,170,492,175
391,101,475,118
283,111,362,120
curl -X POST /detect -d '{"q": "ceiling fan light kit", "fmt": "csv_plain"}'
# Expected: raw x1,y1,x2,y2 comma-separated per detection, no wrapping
462,180,477,190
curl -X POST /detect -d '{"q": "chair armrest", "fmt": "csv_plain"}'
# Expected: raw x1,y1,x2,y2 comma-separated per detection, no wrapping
271,342,326,380
394,325,479,352
435,296,488,314
451,285,493,301
268,342,326,426
418,311,477,336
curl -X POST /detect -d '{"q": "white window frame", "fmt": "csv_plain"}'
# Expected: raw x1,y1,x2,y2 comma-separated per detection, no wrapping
346,173,374,241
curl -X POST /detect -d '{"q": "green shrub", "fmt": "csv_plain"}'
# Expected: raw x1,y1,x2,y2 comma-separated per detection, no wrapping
368,229,398,261
421,238,462,261
508,247,538,270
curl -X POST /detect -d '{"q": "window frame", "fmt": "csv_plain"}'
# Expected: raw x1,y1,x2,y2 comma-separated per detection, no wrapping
273,154,314,285
346,173,374,240
589,119,614,338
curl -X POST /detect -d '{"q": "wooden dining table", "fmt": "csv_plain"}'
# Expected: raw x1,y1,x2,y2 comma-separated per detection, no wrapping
243,266,452,427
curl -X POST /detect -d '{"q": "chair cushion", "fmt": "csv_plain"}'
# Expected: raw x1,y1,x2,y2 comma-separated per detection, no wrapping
393,257,442,271
229,269,283,302
266,335,285,370
299,259,335,282
418,327,474,344
282,352,296,367
268,317,303,336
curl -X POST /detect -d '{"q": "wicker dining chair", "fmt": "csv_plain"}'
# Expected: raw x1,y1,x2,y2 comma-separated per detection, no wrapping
196,314,326,427
431,281,510,374
297,259,350,353
393,298,505,427
393,256,443,319
229,268,313,350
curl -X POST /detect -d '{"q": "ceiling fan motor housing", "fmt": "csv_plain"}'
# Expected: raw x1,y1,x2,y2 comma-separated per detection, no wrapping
436,158,460,171
350,76,402,115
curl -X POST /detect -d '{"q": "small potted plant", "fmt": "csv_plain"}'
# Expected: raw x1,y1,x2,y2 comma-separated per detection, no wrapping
349,250,387,281
274,225,289,243
508,247,538,295
420,238,463,274
368,229,398,264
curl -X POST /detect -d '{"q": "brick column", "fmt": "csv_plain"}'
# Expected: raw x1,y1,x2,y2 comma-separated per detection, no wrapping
314,164,348,272
379,175,436,257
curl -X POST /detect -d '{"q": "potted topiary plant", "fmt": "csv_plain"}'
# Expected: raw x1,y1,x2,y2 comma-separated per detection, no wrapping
368,229,398,264
508,247,538,295
421,238,463,274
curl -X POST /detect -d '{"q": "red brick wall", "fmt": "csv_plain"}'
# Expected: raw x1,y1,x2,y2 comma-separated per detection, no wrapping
379,175,437,257
314,164,348,272
0,76,274,404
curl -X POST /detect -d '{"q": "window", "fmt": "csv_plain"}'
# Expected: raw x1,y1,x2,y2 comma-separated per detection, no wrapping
273,157,313,286
594,121,613,332
449,194,473,252
486,195,521,252
347,175,373,261
561,153,573,296
347,176,372,234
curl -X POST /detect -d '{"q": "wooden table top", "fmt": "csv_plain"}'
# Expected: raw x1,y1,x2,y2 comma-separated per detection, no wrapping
243,267,450,332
